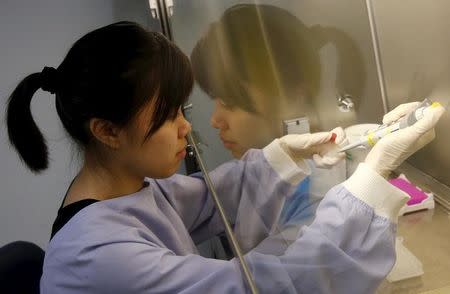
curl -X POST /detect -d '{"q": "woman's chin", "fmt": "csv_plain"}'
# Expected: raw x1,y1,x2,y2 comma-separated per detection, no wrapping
151,164,181,179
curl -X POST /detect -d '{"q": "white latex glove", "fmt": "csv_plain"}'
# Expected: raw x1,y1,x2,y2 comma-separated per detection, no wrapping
365,102,446,178
279,127,347,168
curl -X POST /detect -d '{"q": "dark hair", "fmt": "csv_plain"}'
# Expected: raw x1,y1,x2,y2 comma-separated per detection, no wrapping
191,4,320,114
6,21,193,173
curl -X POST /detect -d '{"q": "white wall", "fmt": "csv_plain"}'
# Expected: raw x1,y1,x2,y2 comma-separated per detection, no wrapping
0,0,155,249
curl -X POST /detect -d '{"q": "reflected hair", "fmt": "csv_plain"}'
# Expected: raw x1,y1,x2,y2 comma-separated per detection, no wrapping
191,4,320,114
6,21,193,172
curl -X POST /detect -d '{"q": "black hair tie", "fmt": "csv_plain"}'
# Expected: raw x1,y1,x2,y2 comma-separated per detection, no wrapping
40,66,59,94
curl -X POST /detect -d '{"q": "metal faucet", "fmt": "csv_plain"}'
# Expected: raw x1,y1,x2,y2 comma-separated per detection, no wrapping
337,94,355,112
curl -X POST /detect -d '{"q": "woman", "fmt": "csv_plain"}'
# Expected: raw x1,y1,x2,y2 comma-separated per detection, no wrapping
6,21,444,293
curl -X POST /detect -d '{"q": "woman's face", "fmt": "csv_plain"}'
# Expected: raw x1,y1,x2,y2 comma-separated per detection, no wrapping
121,105,191,179
210,98,279,158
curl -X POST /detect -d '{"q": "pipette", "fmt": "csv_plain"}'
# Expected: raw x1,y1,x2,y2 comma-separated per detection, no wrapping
339,99,440,153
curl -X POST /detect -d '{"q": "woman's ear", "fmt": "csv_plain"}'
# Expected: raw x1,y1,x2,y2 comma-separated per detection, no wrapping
89,118,122,149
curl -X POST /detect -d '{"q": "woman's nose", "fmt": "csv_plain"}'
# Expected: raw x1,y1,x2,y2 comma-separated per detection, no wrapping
210,101,227,130
210,112,220,129
179,116,192,138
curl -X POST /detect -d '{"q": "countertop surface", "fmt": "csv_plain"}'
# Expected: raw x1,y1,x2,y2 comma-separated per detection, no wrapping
377,203,450,293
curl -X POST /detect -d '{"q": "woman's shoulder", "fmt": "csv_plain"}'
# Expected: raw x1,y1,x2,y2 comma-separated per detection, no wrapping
41,194,170,293
48,189,160,248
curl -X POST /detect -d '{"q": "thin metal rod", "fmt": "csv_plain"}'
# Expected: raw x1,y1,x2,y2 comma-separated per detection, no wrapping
187,133,259,294
154,1,258,292
365,0,389,113
157,0,172,40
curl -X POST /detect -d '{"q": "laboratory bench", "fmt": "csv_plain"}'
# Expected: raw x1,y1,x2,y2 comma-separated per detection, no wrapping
377,203,450,294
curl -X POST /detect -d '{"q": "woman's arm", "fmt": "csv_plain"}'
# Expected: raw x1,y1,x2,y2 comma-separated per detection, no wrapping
61,163,406,294
153,140,310,247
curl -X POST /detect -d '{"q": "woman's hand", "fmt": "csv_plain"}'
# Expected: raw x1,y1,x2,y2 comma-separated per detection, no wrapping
365,102,446,178
279,127,347,168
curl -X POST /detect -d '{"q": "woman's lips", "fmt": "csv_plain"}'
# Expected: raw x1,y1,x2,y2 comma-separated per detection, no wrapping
176,144,187,159
176,149,187,159
220,137,236,149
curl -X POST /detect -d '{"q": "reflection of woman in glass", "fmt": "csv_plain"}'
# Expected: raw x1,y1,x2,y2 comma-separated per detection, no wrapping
191,4,328,227
192,4,320,157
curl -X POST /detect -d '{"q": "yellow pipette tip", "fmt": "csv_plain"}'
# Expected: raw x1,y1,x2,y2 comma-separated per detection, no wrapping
431,102,441,108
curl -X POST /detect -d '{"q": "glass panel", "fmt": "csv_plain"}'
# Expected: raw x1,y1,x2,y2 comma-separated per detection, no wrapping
371,1,450,292
371,0,450,189
170,0,385,170
167,0,386,292
112,0,163,32
147,15,163,32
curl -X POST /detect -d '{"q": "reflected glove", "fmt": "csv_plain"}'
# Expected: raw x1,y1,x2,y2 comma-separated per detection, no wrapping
365,102,446,177
279,127,347,168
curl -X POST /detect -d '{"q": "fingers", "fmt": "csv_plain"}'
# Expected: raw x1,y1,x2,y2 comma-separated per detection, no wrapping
285,132,331,151
312,154,330,168
414,128,436,150
330,127,348,147
286,127,347,149
309,131,335,146
312,152,345,168
410,104,445,134
308,127,347,147
281,127,348,165
382,102,421,125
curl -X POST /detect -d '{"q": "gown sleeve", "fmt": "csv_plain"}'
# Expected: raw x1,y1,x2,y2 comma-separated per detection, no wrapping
79,163,408,294
153,140,310,249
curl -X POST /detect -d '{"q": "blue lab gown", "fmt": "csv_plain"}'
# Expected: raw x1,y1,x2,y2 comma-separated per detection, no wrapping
40,140,408,294
278,177,313,226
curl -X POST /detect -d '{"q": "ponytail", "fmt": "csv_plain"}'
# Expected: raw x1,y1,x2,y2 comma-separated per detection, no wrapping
6,73,49,173
6,22,194,173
